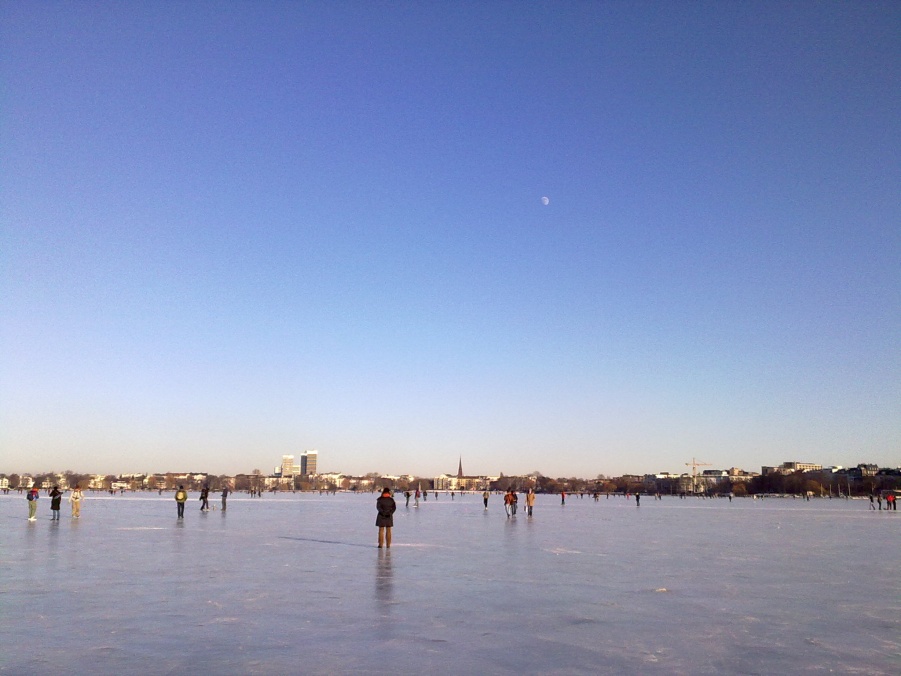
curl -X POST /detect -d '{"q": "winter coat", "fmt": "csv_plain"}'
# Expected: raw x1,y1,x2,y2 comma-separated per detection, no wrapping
375,495,396,527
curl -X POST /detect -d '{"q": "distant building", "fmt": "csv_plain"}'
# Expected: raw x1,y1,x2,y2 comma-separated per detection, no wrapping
783,461,822,472
434,474,490,491
727,467,758,481
263,476,294,490
677,475,695,493
281,455,296,478
435,459,492,490
763,461,823,475
857,464,878,477
301,450,318,476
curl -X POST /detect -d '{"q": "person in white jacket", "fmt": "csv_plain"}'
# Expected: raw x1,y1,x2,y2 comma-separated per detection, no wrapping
69,485,84,518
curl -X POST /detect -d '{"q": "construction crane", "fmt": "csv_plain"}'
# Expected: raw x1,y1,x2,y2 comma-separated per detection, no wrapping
685,457,712,494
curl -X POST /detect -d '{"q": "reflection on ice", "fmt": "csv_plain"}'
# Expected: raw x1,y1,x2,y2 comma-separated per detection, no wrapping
1,492,899,674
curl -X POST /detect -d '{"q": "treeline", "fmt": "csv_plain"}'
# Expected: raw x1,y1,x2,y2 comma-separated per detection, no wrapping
743,470,900,497
4,468,900,498
475,471,901,497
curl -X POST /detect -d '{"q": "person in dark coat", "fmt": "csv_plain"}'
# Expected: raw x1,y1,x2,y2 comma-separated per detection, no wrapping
50,486,63,520
376,487,397,548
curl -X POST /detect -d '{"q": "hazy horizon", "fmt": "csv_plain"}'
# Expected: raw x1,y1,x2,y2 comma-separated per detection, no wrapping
3,3,899,479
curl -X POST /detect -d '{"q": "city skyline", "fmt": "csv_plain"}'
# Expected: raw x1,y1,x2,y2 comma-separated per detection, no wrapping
2,4,899,478
2,452,895,483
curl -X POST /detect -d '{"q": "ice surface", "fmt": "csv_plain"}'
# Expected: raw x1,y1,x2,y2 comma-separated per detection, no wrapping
1,492,899,674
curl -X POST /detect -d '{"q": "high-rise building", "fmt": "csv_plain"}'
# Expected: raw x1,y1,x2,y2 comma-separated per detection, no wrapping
300,450,318,476
281,455,296,477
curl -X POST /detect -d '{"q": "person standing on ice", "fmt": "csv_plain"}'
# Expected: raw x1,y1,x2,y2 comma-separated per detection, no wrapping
69,485,84,518
483,490,489,510
199,485,210,511
376,487,396,548
525,489,535,517
50,486,63,520
221,486,229,511
26,484,39,521
175,485,188,518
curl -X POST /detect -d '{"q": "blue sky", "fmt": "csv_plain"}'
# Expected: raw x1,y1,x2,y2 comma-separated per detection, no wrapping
2,2,899,478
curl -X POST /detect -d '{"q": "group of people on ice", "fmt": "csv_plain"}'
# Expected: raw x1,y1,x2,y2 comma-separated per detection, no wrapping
25,485,83,521
501,488,535,517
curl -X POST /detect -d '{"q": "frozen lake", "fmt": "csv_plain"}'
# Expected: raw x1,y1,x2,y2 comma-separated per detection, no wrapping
1,491,899,674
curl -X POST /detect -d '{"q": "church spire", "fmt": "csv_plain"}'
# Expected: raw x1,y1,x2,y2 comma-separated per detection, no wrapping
457,456,463,479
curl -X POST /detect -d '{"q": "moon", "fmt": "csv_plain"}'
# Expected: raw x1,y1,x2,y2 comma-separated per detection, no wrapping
541,196,550,205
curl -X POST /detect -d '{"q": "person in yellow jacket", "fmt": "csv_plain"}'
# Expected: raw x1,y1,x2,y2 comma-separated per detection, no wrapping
525,489,536,517
175,485,188,519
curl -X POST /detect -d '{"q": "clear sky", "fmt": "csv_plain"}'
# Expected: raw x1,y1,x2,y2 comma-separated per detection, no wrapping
2,2,899,478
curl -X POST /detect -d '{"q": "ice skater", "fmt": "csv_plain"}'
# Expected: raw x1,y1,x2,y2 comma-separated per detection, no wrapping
26,484,39,521
525,489,535,517
504,489,514,517
483,490,489,510
50,486,63,520
175,485,188,518
376,487,396,548
404,490,411,507
635,493,641,507
69,484,83,518
199,485,210,511
221,486,229,511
